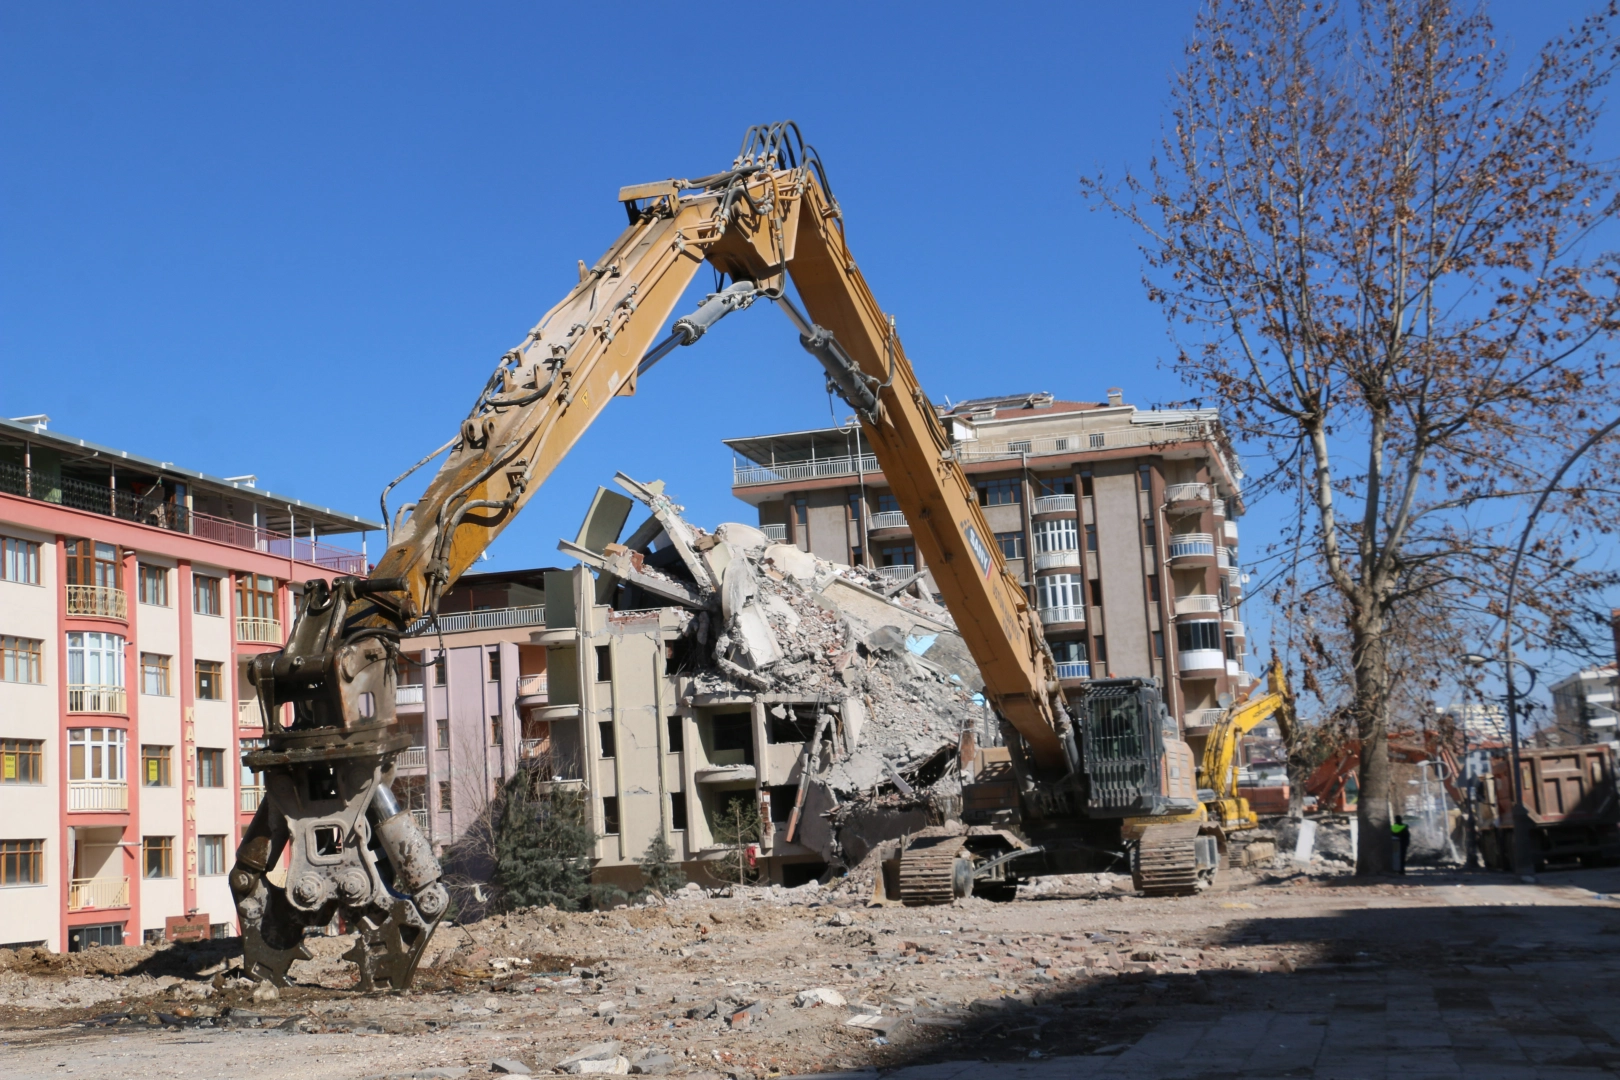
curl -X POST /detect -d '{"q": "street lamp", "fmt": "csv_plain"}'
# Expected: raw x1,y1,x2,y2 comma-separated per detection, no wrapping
1462,651,1540,877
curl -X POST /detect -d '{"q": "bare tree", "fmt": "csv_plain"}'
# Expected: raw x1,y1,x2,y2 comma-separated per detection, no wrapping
1088,0,1620,871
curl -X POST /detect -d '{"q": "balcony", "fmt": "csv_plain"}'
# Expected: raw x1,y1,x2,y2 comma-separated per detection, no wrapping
1054,660,1091,680
241,786,264,813
1168,533,1216,560
66,584,127,620
877,564,916,585
68,876,130,912
1032,494,1076,515
1226,619,1246,639
68,780,128,812
868,510,908,531
951,419,1222,464
68,684,126,715
404,604,546,636
395,746,427,770
1178,649,1226,674
1213,498,1227,518
1165,482,1211,504
1038,605,1086,626
732,452,879,487
1217,547,1231,568
395,683,425,707
1223,520,1238,544
1184,707,1225,730
1226,659,1241,677
760,523,788,542
237,699,264,727
236,616,282,644
1173,594,1222,617
411,809,430,834
517,673,548,702
1033,548,1081,572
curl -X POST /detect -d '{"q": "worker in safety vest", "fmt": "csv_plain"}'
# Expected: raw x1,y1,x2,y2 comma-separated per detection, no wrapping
1390,815,1411,875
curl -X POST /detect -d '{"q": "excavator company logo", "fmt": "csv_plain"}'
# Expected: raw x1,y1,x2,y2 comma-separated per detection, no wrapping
963,523,993,578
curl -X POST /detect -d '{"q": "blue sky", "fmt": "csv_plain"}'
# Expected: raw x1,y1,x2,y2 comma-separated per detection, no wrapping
1,3,1605,702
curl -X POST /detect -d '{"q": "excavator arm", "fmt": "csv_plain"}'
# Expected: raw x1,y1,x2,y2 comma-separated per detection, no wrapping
1195,657,1294,831
233,123,1078,988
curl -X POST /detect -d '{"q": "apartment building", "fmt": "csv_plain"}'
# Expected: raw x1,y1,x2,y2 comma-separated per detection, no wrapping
392,569,553,846
725,390,1251,731
1548,666,1619,745
0,415,377,952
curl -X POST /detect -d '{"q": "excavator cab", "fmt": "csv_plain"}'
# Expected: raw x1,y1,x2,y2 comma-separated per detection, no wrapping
1077,677,1193,816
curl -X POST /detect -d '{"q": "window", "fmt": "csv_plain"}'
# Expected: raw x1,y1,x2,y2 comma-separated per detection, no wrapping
876,492,900,514
1,739,43,784
1,536,40,585
137,565,169,607
193,574,221,616
195,660,223,700
140,653,171,696
490,716,503,745
438,780,452,811
1153,630,1166,659
68,727,125,781
69,924,123,951
880,543,916,568
1176,620,1222,653
235,574,277,621
669,791,687,831
1093,635,1109,663
240,738,265,791
0,839,43,885
793,498,809,547
433,654,446,685
198,835,226,876
666,715,684,753
1035,574,1084,612
995,531,1025,560
1034,519,1078,554
1085,524,1098,551
197,748,225,787
1089,432,1105,448
65,540,119,589
1225,630,1238,662
141,745,172,787
487,648,501,682
1,636,42,684
1090,579,1104,606
436,717,450,748
1080,470,1095,498
143,836,173,879
1142,518,1156,548
1139,465,1153,491
598,721,616,758
594,645,612,682
847,492,863,524
975,477,1021,506
601,796,620,835
1037,475,1074,497
1146,574,1161,604
67,632,125,688
1051,639,1087,664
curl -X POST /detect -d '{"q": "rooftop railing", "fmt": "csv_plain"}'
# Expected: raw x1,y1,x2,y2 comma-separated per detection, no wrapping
732,453,879,487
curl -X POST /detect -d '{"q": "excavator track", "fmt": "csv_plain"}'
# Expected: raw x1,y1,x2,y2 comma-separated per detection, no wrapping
897,834,970,906
1132,822,1203,897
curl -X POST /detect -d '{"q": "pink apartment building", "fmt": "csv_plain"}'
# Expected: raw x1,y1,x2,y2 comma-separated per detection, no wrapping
0,415,378,951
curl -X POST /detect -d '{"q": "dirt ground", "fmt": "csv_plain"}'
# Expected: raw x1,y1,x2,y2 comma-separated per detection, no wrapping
3,864,1618,1079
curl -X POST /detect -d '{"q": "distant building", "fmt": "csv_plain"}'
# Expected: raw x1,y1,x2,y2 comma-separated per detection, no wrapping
1548,666,1619,745
0,415,375,952
1437,702,1510,747
724,390,1251,732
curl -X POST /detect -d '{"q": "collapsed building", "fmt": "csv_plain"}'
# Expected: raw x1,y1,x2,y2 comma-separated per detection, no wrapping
521,474,988,891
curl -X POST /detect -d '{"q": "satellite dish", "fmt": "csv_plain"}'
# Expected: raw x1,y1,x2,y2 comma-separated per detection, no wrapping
1217,693,1233,708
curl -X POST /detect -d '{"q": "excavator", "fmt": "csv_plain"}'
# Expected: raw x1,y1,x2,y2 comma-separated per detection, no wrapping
230,123,1235,989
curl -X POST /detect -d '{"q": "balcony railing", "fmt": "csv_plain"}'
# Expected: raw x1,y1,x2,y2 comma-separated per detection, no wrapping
1213,498,1227,518
868,510,908,531
404,604,546,636
0,461,366,573
517,673,548,699
1173,594,1222,617
66,584,127,620
760,523,788,542
1226,620,1246,639
1184,708,1225,730
732,452,879,487
241,786,264,813
1178,649,1227,673
68,876,130,912
1165,482,1211,504
68,780,128,811
1033,549,1081,572
953,420,1222,463
1223,520,1238,543
68,684,126,715
1168,533,1216,559
238,699,262,727
1038,605,1087,625
395,683,425,706
1032,494,1077,515
1054,661,1091,680
395,746,427,770
1226,659,1241,677
411,809,430,834
236,616,283,644
1217,547,1231,568
877,564,916,584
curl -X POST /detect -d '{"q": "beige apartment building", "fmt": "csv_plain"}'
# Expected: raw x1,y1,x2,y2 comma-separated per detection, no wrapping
0,415,376,951
725,390,1252,731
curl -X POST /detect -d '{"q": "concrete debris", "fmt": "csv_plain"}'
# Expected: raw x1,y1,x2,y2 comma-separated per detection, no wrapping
489,1059,532,1075
794,987,847,1008
562,475,989,870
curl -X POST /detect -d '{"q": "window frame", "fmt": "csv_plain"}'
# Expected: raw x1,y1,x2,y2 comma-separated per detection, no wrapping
0,839,44,886
0,536,41,585
1,635,43,684
142,836,174,879
1,739,44,784
140,653,172,697
196,747,226,788
192,574,222,616
141,744,173,787
68,727,125,781
995,531,1026,560
234,573,277,621
197,835,226,877
195,660,224,701
137,564,170,607
975,477,1021,506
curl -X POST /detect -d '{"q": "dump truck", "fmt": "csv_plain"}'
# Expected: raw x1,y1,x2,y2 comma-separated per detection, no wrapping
1473,744,1620,871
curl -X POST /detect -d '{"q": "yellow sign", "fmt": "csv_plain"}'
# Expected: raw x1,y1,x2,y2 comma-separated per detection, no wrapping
2,753,13,780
